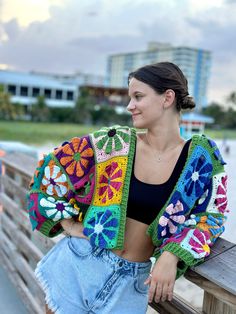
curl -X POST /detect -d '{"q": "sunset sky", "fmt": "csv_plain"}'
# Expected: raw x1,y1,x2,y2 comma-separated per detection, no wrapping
0,0,235,104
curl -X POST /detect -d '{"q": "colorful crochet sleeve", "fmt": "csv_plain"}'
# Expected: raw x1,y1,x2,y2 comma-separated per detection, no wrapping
27,135,95,237
154,138,228,279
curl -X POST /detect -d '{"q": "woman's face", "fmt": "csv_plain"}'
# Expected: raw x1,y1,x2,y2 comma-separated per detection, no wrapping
127,77,166,129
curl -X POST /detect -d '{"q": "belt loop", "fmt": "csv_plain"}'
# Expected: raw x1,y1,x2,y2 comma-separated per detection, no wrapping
92,246,101,257
134,264,138,277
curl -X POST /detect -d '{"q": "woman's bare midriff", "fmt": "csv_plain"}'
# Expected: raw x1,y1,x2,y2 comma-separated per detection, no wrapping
111,217,155,262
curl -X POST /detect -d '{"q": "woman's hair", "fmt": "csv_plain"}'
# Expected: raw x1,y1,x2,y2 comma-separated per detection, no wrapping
128,62,195,111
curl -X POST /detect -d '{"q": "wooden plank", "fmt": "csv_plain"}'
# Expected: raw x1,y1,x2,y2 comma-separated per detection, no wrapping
1,153,36,178
0,250,44,314
31,232,56,255
191,246,236,295
1,193,32,234
185,270,236,306
204,238,236,260
16,232,44,264
1,211,43,265
2,175,28,209
1,231,44,298
203,291,236,314
150,292,202,314
1,210,18,239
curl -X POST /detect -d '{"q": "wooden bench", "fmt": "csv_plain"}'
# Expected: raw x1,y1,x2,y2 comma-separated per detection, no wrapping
0,153,235,314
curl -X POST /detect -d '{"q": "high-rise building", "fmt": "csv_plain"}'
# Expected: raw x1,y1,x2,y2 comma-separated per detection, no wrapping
107,42,212,110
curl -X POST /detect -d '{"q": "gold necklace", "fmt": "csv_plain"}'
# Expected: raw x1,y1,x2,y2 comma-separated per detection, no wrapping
145,133,182,163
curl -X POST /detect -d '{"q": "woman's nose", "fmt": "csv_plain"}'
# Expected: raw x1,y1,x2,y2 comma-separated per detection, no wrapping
127,100,136,111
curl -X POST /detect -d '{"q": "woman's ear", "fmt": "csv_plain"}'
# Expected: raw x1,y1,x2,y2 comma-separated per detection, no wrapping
163,89,175,109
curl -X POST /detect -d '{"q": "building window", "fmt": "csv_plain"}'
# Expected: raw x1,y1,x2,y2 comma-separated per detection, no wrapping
44,89,51,99
20,86,28,96
32,87,40,97
56,90,63,100
67,91,74,100
7,85,16,95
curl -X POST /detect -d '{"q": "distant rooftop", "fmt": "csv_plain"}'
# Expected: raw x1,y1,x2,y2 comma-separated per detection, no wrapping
181,112,214,123
109,42,211,57
0,70,76,90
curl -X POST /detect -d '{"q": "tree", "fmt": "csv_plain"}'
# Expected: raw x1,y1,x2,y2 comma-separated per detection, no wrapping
0,85,17,120
72,88,95,124
227,91,236,106
31,96,50,122
222,108,236,128
201,102,225,126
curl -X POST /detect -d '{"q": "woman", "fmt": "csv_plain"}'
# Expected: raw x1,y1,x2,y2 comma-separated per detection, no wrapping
28,62,228,314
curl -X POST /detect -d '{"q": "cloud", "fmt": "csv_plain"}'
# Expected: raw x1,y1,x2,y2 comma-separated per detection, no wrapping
0,0,235,104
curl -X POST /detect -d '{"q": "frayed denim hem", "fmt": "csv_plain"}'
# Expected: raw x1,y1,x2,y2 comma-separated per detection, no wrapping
35,261,61,314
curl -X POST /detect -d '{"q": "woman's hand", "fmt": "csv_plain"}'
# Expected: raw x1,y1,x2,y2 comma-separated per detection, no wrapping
144,251,179,303
60,218,88,239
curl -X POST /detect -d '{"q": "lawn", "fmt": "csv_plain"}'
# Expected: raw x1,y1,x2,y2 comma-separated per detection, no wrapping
0,121,236,146
204,128,236,139
0,121,98,145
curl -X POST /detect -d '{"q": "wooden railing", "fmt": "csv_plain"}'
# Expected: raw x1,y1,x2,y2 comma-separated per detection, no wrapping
0,153,236,314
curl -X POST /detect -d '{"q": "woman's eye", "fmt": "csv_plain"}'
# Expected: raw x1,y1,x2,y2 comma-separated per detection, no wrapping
135,95,142,100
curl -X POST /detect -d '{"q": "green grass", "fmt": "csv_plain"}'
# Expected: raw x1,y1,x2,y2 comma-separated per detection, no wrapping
0,121,98,146
1,121,236,147
204,128,236,139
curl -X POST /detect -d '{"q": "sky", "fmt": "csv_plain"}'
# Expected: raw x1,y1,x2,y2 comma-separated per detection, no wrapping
0,0,236,105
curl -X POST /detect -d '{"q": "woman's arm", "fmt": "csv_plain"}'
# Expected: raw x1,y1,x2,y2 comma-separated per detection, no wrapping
145,251,179,303
146,137,228,303
27,135,95,237
60,218,88,239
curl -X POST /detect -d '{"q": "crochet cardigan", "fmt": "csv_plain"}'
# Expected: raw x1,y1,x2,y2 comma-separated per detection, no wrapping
27,125,228,279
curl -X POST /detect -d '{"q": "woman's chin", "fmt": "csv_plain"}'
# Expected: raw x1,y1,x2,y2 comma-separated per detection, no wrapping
132,120,146,129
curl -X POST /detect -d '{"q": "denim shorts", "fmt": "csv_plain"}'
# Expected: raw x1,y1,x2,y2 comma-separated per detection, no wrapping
35,236,152,314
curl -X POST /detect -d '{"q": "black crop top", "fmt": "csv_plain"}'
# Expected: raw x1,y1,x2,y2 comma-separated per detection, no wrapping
126,139,191,225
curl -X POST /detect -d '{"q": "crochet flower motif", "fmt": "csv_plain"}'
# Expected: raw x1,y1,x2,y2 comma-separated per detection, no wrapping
29,158,45,188
94,126,130,154
59,137,93,178
208,139,226,165
83,210,118,248
42,165,67,197
158,200,186,238
39,196,78,221
98,162,123,203
189,228,211,257
215,175,228,213
184,156,212,198
196,214,226,242
27,193,47,230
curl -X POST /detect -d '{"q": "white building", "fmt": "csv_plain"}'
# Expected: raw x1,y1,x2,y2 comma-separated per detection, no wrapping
107,42,212,111
0,70,106,110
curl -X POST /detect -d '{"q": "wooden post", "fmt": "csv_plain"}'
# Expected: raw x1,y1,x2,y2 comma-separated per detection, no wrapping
203,291,236,314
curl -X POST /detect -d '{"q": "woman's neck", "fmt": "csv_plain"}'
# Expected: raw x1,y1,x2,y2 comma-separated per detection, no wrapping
145,126,183,153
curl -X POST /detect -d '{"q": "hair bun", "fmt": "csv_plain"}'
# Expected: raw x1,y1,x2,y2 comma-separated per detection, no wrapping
181,96,196,110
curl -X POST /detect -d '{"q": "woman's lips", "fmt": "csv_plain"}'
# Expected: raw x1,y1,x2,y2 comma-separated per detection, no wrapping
132,113,141,119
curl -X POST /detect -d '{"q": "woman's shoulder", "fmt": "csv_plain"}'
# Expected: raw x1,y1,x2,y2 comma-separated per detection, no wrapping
190,133,216,149
189,133,226,171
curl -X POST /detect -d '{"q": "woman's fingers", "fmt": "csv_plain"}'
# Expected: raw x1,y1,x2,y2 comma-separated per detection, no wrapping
154,282,163,303
161,282,169,302
147,279,175,303
148,279,157,303
167,282,174,301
